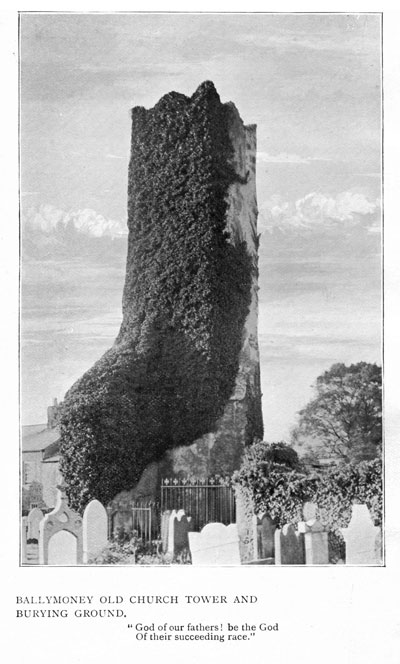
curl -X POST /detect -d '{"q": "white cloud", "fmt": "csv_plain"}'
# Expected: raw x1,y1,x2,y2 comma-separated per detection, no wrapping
257,152,331,164
233,21,379,55
259,191,381,234
106,153,129,160
23,204,127,239
266,34,353,53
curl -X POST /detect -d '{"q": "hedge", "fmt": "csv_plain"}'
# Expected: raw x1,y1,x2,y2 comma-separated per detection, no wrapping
233,442,382,561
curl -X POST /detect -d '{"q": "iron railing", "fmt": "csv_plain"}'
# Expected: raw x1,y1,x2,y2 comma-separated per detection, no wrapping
106,499,160,545
160,477,236,531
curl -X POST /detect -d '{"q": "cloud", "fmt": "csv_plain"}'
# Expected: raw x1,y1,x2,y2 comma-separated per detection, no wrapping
265,33,366,53
106,153,129,160
23,204,127,239
230,16,380,56
257,152,330,164
259,191,381,234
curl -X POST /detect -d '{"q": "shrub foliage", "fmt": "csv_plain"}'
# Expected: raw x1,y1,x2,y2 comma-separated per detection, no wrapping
60,82,253,511
233,441,382,560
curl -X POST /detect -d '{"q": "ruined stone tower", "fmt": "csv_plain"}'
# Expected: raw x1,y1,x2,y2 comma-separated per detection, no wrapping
60,81,263,510
162,92,263,478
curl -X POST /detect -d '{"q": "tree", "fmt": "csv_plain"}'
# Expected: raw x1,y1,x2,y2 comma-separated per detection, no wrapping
291,362,382,464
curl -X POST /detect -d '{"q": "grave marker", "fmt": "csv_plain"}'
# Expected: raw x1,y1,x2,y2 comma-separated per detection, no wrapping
21,516,28,564
39,485,83,565
275,524,305,565
189,523,241,565
161,510,171,553
167,510,192,557
252,513,277,561
27,507,44,542
83,499,108,563
340,504,381,565
298,519,329,565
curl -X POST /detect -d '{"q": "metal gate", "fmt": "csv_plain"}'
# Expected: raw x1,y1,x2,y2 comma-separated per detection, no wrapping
160,477,236,531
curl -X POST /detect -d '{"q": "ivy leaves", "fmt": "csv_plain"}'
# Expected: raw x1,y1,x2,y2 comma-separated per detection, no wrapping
233,440,382,562
60,82,253,511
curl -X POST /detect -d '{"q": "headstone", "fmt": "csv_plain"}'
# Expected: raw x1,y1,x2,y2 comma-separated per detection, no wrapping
39,485,83,565
298,518,329,565
25,509,42,564
83,499,108,563
161,510,171,553
303,502,317,521
27,507,44,542
109,499,133,539
26,541,39,565
189,523,241,565
275,524,305,565
340,504,381,565
252,513,277,560
106,505,113,540
235,485,255,563
21,517,28,564
48,530,77,565
375,529,383,564
167,510,192,557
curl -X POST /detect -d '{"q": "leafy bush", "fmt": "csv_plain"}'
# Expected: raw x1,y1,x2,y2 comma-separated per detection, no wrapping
238,440,301,472
233,441,382,562
313,459,382,531
89,531,190,565
60,81,254,511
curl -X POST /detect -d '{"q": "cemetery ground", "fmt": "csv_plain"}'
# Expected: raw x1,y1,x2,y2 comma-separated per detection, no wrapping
21,440,383,567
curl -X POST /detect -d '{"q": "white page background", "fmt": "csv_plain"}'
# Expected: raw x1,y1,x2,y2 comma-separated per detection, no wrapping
1,3,399,663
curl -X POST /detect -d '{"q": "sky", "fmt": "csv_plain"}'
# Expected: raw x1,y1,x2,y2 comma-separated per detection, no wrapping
20,12,382,440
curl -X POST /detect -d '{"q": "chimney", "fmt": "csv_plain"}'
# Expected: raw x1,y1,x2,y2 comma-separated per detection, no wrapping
47,398,60,429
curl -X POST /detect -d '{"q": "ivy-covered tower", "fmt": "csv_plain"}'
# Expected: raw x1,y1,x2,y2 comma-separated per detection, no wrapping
159,84,263,479
59,81,263,510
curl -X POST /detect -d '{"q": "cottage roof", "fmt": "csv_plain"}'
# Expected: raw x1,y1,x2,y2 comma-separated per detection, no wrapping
42,439,60,461
21,424,60,453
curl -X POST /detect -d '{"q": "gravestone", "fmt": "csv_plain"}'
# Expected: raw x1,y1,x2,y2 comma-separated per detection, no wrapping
298,519,329,565
161,510,171,553
252,513,277,561
235,485,255,563
26,541,39,565
83,499,108,563
302,502,317,521
275,524,305,565
297,503,328,565
21,517,28,564
167,510,192,557
48,530,77,565
189,523,241,565
375,529,383,564
340,504,381,565
108,497,133,539
27,507,44,541
39,485,83,565
24,508,43,565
